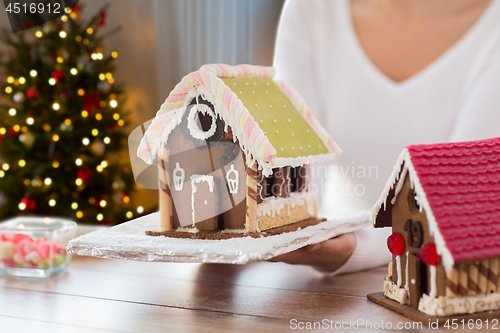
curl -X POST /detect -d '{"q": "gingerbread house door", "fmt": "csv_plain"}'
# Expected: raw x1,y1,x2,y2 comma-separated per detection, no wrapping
408,253,429,308
190,175,218,230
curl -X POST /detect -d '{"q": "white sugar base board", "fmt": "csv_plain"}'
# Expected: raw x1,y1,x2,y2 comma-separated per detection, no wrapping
67,211,370,264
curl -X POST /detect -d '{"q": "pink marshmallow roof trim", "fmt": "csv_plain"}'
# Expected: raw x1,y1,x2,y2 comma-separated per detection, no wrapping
371,137,500,271
137,63,341,171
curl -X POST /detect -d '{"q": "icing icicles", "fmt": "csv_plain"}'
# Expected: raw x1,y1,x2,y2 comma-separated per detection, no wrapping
396,255,402,287
429,265,437,298
190,175,215,226
405,252,409,291
391,165,408,205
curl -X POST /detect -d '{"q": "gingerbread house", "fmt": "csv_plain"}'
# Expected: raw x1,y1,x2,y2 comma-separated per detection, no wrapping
137,64,341,238
371,137,500,316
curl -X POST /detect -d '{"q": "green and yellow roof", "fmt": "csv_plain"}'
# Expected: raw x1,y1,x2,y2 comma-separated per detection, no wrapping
138,64,341,176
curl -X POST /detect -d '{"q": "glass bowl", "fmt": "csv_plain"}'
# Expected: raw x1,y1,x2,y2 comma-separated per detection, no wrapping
0,217,77,277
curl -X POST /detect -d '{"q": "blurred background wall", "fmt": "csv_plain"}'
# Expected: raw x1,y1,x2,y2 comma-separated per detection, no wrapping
0,0,284,216
154,0,284,105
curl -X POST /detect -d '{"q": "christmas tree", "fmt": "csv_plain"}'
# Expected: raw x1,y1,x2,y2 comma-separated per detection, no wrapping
0,4,146,225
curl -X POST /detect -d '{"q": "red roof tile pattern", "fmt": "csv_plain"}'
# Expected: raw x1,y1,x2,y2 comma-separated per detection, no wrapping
407,137,500,262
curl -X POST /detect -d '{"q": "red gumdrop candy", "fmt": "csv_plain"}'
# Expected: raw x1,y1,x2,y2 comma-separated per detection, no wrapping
387,232,405,256
17,239,35,257
12,233,33,244
422,243,439,266
0,234,14,242
35,238,49,245
2,259,16,267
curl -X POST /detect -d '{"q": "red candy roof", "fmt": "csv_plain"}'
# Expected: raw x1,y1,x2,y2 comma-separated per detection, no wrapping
407,137,500,264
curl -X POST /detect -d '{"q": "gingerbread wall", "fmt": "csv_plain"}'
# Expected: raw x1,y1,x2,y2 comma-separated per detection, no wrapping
391,175,446,308
159,97,247,231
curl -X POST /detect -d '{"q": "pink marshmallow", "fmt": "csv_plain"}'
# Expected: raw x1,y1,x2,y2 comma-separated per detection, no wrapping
217,64,227,77
36,240,52,260
17,239,35,257
265,145,276,162
245,116,255,138
165,93,186,103
190,71,203,85
223,86,232,107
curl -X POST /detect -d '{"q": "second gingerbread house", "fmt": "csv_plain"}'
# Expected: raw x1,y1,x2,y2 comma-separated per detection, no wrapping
371,137,500,316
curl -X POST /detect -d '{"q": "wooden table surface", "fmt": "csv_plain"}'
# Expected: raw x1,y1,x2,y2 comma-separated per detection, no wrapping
0,255,490,332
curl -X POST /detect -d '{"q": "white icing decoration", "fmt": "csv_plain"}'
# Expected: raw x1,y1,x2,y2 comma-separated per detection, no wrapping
226,164,239,194
411,279,416,284
187,103,217,140
173,162,185,191
261,153,338,178
383,276,409,305
190,174,214,226
391,165,408,205
429,265,437,298
258,196,288,218
204,199,208,205
191,174,214,192
396,255,402,287
257,192,316,218
405,251,409,291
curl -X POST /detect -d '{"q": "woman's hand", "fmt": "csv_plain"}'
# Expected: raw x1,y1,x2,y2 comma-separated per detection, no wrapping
268,233,356,273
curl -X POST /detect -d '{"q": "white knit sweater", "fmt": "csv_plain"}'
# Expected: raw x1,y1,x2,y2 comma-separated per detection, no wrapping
274,0,500,274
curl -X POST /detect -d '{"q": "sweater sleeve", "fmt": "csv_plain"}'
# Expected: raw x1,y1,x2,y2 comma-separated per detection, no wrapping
330,226,392,276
